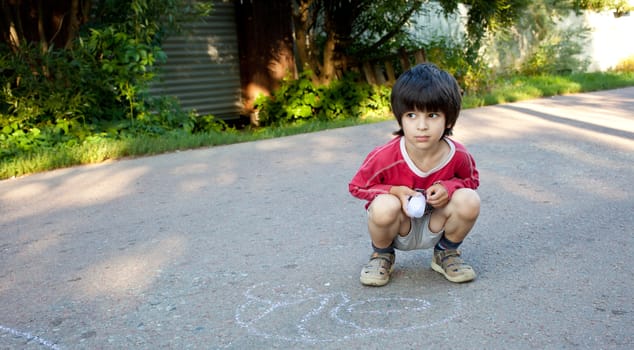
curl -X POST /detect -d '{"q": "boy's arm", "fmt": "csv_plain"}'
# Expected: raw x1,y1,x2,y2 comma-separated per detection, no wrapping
434,150,479,198
348,148,395,202
348,168,392,202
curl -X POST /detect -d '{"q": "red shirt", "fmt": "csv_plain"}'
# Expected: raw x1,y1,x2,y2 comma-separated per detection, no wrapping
349,136,479,208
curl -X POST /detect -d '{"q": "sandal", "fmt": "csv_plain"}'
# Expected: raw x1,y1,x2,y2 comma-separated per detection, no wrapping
431,249,476,283
360,252,395,286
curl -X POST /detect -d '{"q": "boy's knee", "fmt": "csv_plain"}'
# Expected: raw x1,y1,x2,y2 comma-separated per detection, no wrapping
451,188,480,220
368,194,402,226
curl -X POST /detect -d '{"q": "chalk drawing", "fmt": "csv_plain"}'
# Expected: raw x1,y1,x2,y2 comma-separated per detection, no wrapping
235,282,460,343
0,324,61,350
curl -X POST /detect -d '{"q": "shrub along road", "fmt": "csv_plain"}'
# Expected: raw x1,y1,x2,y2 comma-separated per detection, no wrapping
1,88,633,349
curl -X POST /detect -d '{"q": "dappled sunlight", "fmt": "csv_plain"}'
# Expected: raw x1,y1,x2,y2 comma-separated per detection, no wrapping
255,138,293,151
211,170,239,187
499,104,634,151
0,181,49,203
308,134,353,164
201,159,239,188
170,162,209,176
180,178,214,192
206,39,219,61
535,141,625,171
251,133,354,168
460,99,634,203
267,41,294,81
458,96,634,155
16,231,62,258
456,107,543,143
312,149,338,164
168,162,229,191
76,235,186,298
500,92,634,133
1,164,150,222
511,97,634,133
0,88,632,348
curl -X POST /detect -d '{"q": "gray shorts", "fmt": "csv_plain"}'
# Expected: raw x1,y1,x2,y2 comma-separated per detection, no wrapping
392,210,443,251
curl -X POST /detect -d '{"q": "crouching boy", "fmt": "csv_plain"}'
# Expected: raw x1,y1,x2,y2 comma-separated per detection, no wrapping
349,63,481,286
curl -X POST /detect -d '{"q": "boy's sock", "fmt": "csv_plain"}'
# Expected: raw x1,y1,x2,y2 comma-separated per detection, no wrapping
434,234,462,251
372,242,395,254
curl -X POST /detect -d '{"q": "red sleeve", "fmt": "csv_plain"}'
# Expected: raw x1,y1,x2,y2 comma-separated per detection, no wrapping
348,148,393,203
435,147,479,198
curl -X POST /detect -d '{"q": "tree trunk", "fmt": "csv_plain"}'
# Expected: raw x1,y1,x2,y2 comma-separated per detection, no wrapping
37,0,48,52
320,28,336,84
320,0,370,85
292,0,321,83
66,0,81,49
1,1,22,52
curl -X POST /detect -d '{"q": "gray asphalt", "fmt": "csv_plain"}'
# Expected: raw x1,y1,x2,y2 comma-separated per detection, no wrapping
1,88,633,349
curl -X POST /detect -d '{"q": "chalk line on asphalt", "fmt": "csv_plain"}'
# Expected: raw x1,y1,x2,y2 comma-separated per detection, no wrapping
235,282,461,343
0,324,61,350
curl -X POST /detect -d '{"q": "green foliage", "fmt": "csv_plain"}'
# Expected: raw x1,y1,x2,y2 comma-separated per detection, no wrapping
192,114,232,134
2,71,634,179
80,25,167,120
0,43,99,159
424,39,492,94
520,35,589,75
614,55,634,72
575,0,632,14
255,71,391,126
486,0,591,77
0,0,209,162
461,71,634,108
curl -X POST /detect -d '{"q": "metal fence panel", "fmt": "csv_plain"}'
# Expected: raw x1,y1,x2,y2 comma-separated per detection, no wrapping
150,2,242,120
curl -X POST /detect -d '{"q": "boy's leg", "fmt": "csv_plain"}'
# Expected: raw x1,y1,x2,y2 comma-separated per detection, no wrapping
368,194,410,248
429,188,480,282
360,194,410,286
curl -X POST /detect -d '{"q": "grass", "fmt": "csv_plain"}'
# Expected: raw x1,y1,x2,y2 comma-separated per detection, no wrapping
462,71,634,107
2,71,634,180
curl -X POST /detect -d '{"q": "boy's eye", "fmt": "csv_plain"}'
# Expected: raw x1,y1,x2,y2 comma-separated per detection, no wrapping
406,112,417,119
428,112,440,118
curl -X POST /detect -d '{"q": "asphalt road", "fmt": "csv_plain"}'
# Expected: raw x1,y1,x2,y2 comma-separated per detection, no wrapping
1,88,633,349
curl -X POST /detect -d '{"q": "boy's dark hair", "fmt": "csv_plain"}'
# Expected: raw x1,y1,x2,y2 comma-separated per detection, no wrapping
391,63,462,136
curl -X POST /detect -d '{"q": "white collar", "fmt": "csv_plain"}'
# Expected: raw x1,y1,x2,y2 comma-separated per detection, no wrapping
399,137,455,177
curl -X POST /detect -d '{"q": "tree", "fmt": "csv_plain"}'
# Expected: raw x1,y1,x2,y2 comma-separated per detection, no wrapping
291,0,425,85
0,0,90,52
290,0,539,85
486,0,596,75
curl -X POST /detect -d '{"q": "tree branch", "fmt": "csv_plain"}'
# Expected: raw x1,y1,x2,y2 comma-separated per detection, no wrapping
355,2,423,57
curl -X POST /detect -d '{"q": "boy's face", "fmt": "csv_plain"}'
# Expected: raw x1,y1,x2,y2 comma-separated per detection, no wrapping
400,109,449,151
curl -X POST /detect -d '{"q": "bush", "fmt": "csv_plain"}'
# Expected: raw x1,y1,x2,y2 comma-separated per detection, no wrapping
0,0,212,162
424,39,492,94
0,31,166,160
0,43,101,159
255,71,391,126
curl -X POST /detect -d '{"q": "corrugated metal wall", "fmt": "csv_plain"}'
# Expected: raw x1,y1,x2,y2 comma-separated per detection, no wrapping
150,1,242,120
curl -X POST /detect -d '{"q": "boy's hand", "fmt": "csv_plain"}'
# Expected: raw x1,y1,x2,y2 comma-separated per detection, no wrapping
389,185,418,213
426,183,448,208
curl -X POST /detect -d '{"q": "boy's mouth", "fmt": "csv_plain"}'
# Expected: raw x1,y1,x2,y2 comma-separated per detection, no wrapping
414,136,430,142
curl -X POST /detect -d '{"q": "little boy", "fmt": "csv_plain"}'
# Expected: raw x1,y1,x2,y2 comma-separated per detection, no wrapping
349,63,480,286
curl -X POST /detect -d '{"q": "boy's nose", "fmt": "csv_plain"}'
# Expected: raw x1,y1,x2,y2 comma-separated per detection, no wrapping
417,118,428,130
